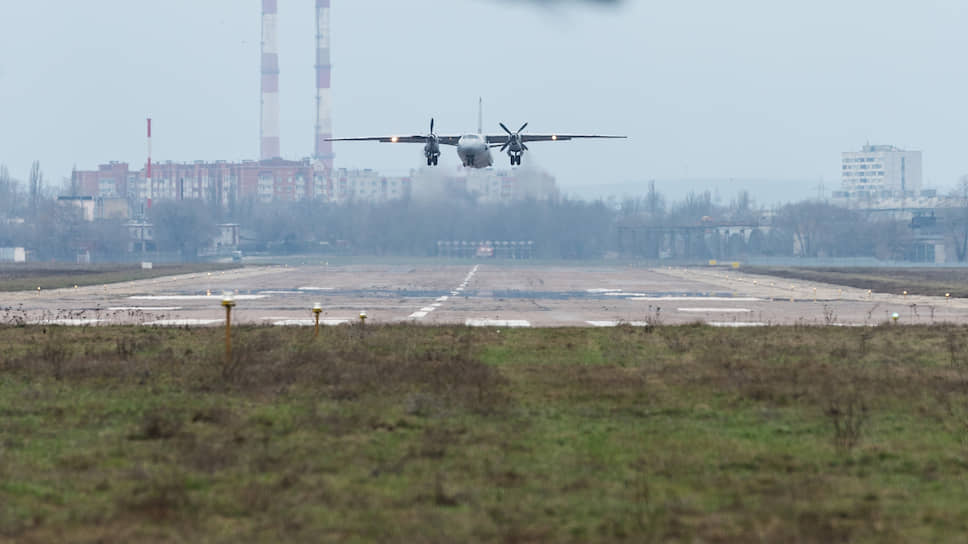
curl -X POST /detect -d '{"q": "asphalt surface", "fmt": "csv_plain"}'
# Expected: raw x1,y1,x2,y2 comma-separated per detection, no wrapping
1,263,965,327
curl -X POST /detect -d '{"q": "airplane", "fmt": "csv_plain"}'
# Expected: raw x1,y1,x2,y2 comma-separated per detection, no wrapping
326,100,625,168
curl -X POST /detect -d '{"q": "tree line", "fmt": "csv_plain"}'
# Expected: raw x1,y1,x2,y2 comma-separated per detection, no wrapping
2,161,966,262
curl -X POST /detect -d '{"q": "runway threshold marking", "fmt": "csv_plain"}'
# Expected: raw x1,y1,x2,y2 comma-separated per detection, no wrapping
30,319,104,326
144,319,224,326
678,308,752,313
270,318,350,327
586,321,650,327
465,319,531,328
707,322,767,328
630,297,763,302
107,307,183,311
130,295,268,301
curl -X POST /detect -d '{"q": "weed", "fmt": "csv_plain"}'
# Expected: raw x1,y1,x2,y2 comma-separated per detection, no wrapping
822,304,837,326
134,407,184,440
825,393,869,452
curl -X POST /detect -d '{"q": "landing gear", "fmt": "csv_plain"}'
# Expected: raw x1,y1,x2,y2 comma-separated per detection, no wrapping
510,154,522,166
426,155,439,166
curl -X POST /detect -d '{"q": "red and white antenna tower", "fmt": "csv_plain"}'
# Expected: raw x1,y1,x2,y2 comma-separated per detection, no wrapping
260,0,281,160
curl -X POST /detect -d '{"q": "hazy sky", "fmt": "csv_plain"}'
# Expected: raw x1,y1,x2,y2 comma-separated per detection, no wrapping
1,0,966,195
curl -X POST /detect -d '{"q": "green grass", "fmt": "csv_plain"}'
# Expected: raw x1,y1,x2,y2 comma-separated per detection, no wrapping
0,263,242,292
1,324,968,542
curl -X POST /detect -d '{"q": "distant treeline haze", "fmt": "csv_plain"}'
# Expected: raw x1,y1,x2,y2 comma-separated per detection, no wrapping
1,162,966,262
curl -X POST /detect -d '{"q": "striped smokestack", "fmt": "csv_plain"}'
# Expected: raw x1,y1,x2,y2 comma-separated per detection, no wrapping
260,0,280,160
314,0,333,171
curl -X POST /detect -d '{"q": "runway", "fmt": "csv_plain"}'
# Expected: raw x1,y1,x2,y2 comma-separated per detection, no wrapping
1,263,966,327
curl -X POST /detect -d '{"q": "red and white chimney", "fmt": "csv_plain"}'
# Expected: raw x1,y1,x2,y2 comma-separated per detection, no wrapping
314,0,333,171
260,0,281,160
146,117,152,209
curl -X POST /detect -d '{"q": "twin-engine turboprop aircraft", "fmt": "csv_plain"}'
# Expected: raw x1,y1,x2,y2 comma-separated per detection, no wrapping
327,100,625,168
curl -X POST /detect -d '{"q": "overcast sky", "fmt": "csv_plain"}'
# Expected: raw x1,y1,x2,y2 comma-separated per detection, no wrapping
1,0,966,196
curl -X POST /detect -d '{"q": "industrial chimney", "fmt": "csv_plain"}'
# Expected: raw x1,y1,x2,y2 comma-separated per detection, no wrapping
314,0,334,171
260,0,280,160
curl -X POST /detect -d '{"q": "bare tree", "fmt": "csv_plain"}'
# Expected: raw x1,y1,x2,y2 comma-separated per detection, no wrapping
150,200,218,260
942,176,968,262
28,161,43,219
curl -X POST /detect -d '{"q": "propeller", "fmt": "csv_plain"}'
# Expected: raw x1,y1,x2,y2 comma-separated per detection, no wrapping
499,122,529,153
424,118,441,166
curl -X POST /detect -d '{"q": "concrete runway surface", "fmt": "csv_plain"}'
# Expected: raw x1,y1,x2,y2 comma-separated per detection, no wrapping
1,263,966,327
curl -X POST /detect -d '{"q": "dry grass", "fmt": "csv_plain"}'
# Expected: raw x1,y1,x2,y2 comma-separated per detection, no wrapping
1,324,968,542
0,262,240,291
743,266,968,297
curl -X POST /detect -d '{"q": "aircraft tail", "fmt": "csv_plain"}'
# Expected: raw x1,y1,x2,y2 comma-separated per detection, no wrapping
478,97,483,134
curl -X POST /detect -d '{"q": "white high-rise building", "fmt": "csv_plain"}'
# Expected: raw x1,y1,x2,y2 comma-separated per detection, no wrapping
840,145,922,199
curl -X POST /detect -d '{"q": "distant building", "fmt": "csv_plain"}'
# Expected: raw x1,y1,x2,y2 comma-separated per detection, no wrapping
0,247,26,263
836,144,923,200
71,160,412,212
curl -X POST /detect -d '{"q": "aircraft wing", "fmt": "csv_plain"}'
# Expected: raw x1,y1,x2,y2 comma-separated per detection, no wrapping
327,135,462,146
486,134,626,147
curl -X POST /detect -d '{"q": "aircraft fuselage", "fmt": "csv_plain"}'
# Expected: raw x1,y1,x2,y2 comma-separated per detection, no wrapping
457,134,493,169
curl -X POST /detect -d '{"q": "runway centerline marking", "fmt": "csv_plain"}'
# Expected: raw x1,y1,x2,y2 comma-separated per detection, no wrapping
411,265,478,321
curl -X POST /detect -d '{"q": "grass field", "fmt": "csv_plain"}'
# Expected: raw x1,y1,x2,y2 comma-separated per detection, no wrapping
743,266,968,298
2,324,968,542
0,263,242,292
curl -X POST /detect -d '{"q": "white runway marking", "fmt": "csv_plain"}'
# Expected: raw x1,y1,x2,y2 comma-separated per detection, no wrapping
130,295,267,301
586,321,650,327
258,290,300,295
436,296,449,302
420,307,436,312
586,288,623,293
271,319,315,327
31,319,104,326
678,308,752,313
298,287,334,291
708,322,768,328
630,297,763,302
263,317,351,326
409,311,429,319
145,319,224,326
108,307,182,311
465,319,531,328
432,303,442,308
605,292,647,297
